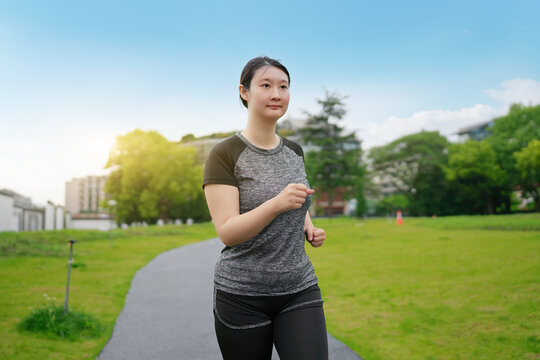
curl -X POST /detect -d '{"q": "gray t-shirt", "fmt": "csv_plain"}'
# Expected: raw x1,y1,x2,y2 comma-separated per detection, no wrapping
202,131,318,296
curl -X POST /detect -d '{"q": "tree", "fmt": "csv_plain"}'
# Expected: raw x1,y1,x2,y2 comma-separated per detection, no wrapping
486,104,540,211
514,139,540,211
368,131,449,216
444,140,506,214
299,91,365,216
373,194,409,216
102,129,208,224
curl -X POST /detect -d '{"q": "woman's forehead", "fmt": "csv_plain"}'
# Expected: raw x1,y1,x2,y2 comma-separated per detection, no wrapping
254,66,289,83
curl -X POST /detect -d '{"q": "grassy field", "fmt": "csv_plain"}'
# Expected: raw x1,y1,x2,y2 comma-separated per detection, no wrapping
0,224,217,359
306,213,540,360
1,214,539,359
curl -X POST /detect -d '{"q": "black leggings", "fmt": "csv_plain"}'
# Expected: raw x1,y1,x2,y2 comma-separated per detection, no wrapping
213,284,328,360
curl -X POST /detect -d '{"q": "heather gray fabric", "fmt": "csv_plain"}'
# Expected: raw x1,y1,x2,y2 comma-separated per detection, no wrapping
203,132,318,296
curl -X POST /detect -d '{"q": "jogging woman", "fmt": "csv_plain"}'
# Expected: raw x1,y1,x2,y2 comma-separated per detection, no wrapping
203,56,329,360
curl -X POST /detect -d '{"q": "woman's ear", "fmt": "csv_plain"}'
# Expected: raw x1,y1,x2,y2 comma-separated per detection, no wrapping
239,85,249,101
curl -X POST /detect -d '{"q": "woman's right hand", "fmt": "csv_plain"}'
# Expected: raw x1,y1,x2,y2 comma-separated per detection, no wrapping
273,183,315,213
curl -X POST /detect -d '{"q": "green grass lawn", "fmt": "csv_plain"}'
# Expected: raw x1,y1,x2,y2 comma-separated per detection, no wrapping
0,224,217,360
1,214,539,359
306,213,540,360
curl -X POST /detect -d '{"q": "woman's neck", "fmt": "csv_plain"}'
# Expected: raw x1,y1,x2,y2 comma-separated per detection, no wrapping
241,119,280,149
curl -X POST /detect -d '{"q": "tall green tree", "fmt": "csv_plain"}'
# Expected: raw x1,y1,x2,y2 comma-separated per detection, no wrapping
486,104,540,211
514,139,540,211
299,91,365,216
445,140,506,214
102,129,207,224
368,131,449,216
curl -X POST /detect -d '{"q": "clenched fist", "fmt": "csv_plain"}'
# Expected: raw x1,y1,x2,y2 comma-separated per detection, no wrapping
272,183,315,214
304,226,326,247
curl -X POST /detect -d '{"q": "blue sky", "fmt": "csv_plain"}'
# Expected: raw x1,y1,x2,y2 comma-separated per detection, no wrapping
1,0,540,205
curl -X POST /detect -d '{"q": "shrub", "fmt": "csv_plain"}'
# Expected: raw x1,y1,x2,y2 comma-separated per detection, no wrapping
17,296,102,341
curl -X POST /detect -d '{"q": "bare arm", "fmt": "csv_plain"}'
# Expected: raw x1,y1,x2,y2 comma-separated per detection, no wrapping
305,211,314,228
204,183,315,247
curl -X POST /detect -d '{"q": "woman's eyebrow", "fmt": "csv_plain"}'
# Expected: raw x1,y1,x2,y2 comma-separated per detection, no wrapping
258,78,289,84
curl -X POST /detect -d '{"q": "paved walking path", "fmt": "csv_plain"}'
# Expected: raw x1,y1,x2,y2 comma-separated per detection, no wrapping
97,238,362,360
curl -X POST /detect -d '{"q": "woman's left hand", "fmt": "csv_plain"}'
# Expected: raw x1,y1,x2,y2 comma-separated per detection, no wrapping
304,226,326,247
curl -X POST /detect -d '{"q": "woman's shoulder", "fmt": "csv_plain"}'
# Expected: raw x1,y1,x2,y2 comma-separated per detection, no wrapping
210,133,245,154
281,136,304,157
205,134,248,168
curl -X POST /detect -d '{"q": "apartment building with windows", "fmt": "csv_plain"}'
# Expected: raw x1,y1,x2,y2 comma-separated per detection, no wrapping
65,175,109,215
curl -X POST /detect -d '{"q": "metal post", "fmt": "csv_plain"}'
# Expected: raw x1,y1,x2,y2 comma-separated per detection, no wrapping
64,239,77,315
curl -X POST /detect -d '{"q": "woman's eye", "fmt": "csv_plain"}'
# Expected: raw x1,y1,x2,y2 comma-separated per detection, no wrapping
262,84,270,88
281,85,288,90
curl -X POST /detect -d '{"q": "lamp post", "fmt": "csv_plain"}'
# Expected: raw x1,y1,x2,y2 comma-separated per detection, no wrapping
64,238,77,315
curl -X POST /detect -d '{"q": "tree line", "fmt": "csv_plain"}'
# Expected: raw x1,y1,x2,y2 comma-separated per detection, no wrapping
367,103,540,216
102,97,539,224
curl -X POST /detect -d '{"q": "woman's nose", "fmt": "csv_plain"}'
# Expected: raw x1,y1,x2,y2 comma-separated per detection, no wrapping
270,88,280,100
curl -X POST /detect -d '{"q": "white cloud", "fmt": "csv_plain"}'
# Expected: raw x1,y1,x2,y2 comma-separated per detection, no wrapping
362,104,504,149
484,78,540,106
361,78,540,149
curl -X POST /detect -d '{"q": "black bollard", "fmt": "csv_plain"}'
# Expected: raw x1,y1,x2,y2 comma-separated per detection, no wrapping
64,239,77,315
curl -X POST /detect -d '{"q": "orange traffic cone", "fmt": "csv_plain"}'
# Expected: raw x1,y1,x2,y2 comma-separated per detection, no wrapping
396,210,403,225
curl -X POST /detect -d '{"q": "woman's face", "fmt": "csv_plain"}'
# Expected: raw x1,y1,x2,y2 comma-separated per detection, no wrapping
241,66,290,121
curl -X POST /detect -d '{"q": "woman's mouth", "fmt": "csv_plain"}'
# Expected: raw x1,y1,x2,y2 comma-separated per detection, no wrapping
268,105,281,109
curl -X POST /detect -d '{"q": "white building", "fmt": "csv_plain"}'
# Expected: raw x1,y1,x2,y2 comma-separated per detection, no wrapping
0,191,18,232
69,213,116,231
65,175,116,231
455,120,494,142
0,189,65,232
0,178,117,233
65,175,109,215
